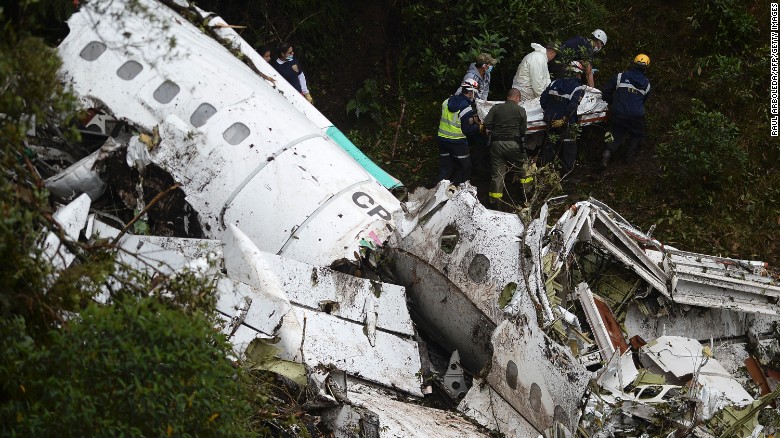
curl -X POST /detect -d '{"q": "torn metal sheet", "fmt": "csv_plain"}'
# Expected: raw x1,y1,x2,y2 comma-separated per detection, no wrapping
443,350,468,400
44,142,112,201
639,336,753,407
458,379,541,437
545,202,591,273
42,193,91,270
223,224,414,335
292,308,423,396
623,303,778,343
390,182,534,372
597,350,640,396
578,283,617,360
214,277,291,349
481,320,591,433
589,207,669,296
348,382,490,437
89,220,221,277
644,249,780,315
58,0,402,267
222,224,422,395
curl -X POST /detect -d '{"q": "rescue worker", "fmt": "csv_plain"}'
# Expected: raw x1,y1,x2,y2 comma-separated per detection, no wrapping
513,43,557,159
600,54,652,168
455,53,496,101
272,42,314,104
482,88,529,210
540,61,588,176
437,79,481,185
550,29,607,86
512,43,557,103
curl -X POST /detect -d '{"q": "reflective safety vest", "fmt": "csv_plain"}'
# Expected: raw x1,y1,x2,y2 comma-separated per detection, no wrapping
438,99,471,140
616,72,651,95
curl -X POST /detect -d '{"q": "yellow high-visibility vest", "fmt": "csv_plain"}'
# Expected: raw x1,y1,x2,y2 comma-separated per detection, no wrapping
438,98,469,140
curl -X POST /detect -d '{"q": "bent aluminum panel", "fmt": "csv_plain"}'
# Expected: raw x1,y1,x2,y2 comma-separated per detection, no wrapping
483,321,591,433
293,307,423,396
240,250,415,336
348,382,489,437
458,380,541,436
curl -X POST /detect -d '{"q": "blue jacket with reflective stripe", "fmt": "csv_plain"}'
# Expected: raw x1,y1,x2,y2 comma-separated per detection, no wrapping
602,67,651,118
540,77,587,124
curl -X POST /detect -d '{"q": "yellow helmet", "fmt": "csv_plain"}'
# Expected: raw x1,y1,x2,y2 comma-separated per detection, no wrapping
634,54,650,67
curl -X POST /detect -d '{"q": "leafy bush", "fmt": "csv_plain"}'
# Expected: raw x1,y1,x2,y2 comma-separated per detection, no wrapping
656,99,746,197
346,78,387,123
0,298,256,437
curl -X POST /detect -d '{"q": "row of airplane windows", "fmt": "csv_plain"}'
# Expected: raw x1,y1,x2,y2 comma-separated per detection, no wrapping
78,41,250,145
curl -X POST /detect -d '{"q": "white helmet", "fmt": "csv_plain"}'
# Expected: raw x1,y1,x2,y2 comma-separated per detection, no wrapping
461,78,480,93
592,29,607,46
568,60,584,74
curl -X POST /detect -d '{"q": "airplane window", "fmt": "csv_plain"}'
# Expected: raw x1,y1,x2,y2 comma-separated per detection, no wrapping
153,80,180,104
223,123,250,145
116,61,143,80
79,41,107,61
190,103,217,127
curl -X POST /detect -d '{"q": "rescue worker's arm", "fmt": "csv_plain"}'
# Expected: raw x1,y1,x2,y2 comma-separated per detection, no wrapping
564,87,586,121
584,63,595,88
540,87,550,110
460,109,481,137
530,56,550,97
601,74,617,104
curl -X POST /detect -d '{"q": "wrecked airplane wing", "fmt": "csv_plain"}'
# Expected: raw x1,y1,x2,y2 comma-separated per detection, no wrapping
47,0,780,436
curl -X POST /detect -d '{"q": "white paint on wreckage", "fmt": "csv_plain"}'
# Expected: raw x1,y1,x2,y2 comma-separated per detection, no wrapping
222,225,424,396
392,184,591,433
58,0,400,267
389,183,533,372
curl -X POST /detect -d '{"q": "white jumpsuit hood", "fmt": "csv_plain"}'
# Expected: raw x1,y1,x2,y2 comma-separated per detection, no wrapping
512,43,550,102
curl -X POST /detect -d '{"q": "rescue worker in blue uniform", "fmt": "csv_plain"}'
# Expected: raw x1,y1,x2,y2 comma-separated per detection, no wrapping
540,61,588,176
550,29,607,86
437,79,481,185
272,42,314,104
600,54,652,168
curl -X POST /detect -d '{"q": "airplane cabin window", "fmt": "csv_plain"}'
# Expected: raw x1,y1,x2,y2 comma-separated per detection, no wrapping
117,61,143,80
190,103,217,127
153,80,180,104
223,123,250,145
79,41,107,61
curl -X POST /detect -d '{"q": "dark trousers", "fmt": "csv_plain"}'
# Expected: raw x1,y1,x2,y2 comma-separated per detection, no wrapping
608,115,645,158
542,125,577,174
489,140,527,203
438,138,472,185
469,134,490,179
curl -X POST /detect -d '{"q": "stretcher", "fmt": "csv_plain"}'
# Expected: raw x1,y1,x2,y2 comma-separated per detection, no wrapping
475,86,609,132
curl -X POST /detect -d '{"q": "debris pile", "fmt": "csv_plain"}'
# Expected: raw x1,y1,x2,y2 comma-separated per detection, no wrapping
30,0,780,436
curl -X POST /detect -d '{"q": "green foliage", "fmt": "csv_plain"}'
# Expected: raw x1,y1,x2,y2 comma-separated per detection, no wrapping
346,78,387,123
694,0,758,53
399,0,608,95
656,99,746,200
0,297,257,437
